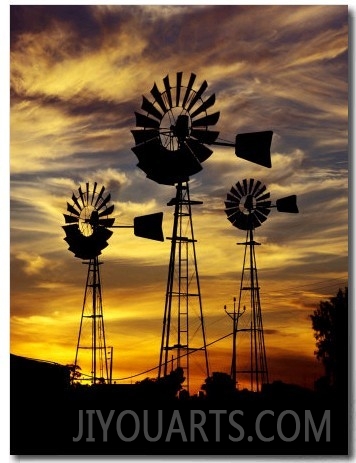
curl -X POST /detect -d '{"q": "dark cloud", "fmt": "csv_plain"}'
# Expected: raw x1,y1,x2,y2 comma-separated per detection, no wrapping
11,6,100,49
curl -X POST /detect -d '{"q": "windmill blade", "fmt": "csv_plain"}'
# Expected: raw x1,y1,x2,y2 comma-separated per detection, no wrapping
134,212,164,242
228,210,250,230
151,82,168,114
256,200,272,209
226,191,241,207
191,112,220,128
131,129,160,145
249,213,262,229
190,129,219,145
173,144,202,178
91,181,97,205
98,204,114,217
186,80,208,112
132,138,161,163
225,208,241,223
255,206,271,218
254,209,269,225
63,223,80,238
176,72,183,107
97,193,111,211
248,178,255,194
182,73,197,108
256,192,270,202
78,186,85,207
276,195,299,213
255,184,267,199
163,75,173,109
185,138,213,163
190,93,216,119
94,186,105,208
141,96,163,121
71,193,82,211
135,112,160,129
96,226,113,242
224,200,238,212
242,179,249,195
63,214,79,224
67,202,80,216
226,192,240,204
235,131,273,168
132,138,164,175
251,180,262,196
135,158,165,182
235,181,245,198
86,182,89,203
70,229,112,260
229,185,242,200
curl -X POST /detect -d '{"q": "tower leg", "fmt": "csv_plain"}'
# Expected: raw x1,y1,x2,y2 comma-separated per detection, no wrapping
158,182,209,394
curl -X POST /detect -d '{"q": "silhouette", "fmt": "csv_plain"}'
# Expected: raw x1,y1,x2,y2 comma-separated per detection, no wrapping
201,372,236,400
62,182,164,385
310,287,348,394
131,72,221,392
63,182,116,384
136,367,186,400
224,179,299,391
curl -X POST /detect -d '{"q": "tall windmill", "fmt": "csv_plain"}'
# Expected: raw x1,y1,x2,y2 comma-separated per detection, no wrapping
224,178,299,392
131,72,274,393
63,182,163,384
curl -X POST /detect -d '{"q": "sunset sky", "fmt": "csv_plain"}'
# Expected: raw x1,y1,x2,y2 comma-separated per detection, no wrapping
9,4,348,393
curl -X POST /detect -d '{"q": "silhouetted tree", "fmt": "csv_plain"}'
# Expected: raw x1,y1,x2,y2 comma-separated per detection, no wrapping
136,367,185,400
156,367,185,398
66,363,82,384
201,372,236,400
310,287,348,392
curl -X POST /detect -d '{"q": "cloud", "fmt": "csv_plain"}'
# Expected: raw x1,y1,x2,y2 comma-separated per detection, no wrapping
15,251,51,276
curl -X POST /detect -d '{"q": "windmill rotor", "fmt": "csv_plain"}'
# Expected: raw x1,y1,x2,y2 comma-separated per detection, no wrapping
131,72,220,185
63,182,115,260
224,178,299,230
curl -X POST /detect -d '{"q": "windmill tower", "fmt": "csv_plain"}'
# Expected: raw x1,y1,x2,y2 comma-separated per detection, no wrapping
62,182,115,384
224,178,299,392
63,182,164,384
131,72,219,392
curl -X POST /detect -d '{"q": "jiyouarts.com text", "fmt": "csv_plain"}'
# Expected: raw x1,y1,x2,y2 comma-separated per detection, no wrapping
73,408,331,443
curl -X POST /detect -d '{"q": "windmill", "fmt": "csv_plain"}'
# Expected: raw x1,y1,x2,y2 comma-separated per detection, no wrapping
62,182,164,384
224,178,299,392
131,72,274,393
